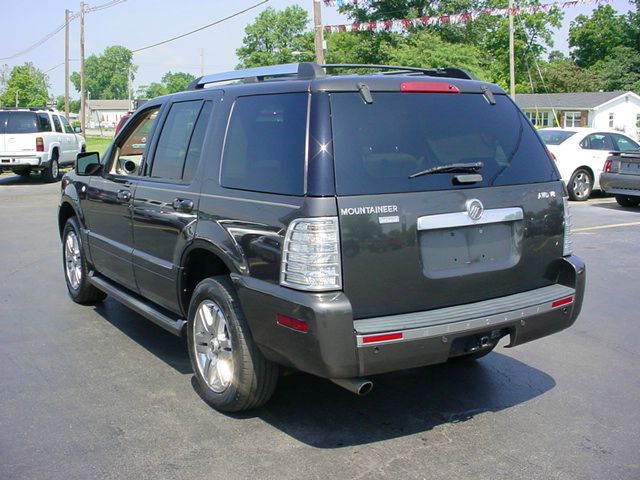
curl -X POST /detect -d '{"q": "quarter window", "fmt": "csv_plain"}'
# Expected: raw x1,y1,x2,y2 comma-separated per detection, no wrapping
37,113,52,132
221,93,307,195
611,133,639,152
150,100,203,180
60,116,74,134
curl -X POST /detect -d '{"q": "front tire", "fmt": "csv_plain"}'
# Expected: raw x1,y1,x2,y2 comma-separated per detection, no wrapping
615,195,640,207
568,168,593,201
62,217,107,304
187,276,278,412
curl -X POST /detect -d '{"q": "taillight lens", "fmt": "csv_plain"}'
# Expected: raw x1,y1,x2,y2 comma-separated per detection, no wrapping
36,137,44,152
280,217,342,291
548,149,557,161
562,197,573,256
603,159,613,172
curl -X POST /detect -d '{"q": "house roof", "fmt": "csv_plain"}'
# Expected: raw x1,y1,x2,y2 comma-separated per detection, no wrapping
87,99,130,111
515,91,630,110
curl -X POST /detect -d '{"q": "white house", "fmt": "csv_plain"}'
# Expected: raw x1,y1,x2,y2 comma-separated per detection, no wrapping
515,91,640,139
86,99,132,129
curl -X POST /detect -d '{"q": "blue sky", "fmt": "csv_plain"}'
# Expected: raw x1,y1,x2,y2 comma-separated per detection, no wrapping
0,0,634,98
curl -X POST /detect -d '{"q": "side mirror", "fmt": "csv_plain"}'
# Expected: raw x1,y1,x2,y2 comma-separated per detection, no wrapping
76,152,102,176
74,126,82,134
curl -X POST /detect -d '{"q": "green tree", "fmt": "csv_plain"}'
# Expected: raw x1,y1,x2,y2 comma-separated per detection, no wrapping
236,6,315,68
137,71,196,99
55,95,81,113
70,45,136,99
0,62,49,107
592,46,640,93
527,59,603,93
568,5,633,68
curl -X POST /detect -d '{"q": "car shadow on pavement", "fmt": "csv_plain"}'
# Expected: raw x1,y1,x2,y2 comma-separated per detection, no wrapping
0,173,49,185
93,298,192,374
246,353,555,448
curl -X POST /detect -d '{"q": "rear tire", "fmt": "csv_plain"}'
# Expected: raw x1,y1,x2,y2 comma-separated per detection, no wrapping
42,153,60,183
187,276,278,412
615,195,640,207
62,217,107,304
568,168,593,201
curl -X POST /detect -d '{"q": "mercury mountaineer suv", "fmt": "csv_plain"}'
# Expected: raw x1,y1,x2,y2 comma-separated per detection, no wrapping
58,63,586,412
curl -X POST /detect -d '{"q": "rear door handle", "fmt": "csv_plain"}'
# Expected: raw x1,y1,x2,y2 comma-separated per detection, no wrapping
117,190,131,201
172,198,194,213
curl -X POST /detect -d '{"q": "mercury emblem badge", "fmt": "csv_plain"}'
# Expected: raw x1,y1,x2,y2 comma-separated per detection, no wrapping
466,199,484,221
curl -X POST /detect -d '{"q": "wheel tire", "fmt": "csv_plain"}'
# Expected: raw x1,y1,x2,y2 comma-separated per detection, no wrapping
42,153,60,183
568,168,593,201
62,217,107,304
448,345,496,363
187,276,278,412
615,195,640,207
15,167,31,177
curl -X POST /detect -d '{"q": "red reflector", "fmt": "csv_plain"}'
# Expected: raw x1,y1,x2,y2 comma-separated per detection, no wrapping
551,296,574,308
401,82,460,93
36,137,44,152
276,314,308,333
603,159,612,172
362,332,403,344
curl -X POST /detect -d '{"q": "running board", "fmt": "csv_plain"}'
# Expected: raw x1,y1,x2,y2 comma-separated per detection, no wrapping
88,272,186,337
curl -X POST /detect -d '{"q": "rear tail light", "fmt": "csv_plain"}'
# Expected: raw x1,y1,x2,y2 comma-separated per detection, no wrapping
548,149,557,161
562,197,573,256
35,137,44,152
280,217,342,291
603,159,613,172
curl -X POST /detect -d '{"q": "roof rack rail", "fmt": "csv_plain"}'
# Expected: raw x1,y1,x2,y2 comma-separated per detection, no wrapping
187,62,325,90
321,64,476,80
0,106,52,111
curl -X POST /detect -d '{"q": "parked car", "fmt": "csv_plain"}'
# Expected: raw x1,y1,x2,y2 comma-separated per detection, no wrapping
538,127,639,201
58,63,585,412
0,108,85,182
600,152,640,207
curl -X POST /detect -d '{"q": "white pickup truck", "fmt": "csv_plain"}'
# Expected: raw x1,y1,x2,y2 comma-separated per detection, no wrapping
0,108,86,182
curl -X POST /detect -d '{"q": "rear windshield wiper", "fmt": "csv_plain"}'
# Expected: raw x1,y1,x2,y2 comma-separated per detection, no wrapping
409,161,484,179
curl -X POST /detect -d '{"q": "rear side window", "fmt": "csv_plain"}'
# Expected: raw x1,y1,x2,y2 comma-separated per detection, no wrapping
330,93,558,195
6,112,40,134
60,116,74,134
150,100,203,180
611,133,639,152
221,93,307,195
37,113,52,132
582,133,614,150
52,115,63,133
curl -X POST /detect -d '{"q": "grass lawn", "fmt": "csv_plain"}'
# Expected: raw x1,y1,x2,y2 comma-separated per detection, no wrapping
85,135,113,155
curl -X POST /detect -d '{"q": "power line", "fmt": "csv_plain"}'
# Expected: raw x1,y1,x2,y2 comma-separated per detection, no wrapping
132,0,271,53
0,0,126,62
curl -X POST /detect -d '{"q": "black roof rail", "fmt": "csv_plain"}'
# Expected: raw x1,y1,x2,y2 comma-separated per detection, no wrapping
187,62,326,90
322,64,476,80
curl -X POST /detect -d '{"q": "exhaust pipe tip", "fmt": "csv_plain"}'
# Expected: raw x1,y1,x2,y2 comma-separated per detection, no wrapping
330,377,373,396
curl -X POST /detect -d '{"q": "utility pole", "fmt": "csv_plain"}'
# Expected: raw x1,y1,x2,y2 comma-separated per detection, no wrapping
64,9,70,118
313,0,325,65
80,1,86,133
508,0,515,99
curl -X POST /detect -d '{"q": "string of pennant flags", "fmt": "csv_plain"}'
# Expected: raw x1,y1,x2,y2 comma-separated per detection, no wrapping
323,0,608,32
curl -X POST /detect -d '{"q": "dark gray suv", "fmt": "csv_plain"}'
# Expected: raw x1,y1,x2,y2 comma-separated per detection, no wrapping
59,63,586,412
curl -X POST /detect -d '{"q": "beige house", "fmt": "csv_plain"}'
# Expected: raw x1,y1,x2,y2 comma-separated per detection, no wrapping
86,99,132,129
516,91,640,139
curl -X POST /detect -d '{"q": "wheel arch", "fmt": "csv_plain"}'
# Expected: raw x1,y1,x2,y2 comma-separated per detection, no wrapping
58,201,77,239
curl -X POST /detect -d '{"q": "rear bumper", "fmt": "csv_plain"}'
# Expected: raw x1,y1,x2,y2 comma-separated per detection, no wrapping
599,172,640,197
233,255,586,379
0,153,47,170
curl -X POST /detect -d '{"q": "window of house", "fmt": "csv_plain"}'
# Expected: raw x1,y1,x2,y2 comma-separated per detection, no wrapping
564,112,581,128
609,113,614,128
525,111,553,127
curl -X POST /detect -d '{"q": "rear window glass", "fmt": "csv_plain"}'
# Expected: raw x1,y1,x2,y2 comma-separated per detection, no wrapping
6,112,42,134
330,93,558,195
221,93,307,196
538,130,576,145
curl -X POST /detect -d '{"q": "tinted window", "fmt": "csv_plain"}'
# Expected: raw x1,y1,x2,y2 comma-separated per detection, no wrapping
538,129,576,145
52,115,63,133
150,100,202,180
6,112,39,134
330,93,557,195
221,93,307,195
611,133,639,152
0,112,7,134
584,133,614,150
37,113,52,132
182,101,213,182
60,116,74,134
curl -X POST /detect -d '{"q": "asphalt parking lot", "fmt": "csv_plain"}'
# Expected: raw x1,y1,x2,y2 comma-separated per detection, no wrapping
1,174,638,480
